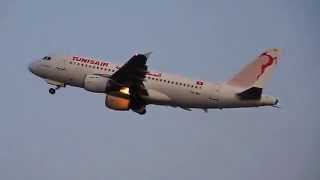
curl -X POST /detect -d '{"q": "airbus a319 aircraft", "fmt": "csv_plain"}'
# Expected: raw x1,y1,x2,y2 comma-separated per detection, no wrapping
29,48,281,115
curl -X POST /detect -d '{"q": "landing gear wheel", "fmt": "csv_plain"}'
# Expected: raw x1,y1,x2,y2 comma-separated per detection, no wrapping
138,109,146,115
49,88,56,95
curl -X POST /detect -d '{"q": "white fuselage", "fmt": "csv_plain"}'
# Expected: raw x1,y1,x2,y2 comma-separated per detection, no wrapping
29,54,277,110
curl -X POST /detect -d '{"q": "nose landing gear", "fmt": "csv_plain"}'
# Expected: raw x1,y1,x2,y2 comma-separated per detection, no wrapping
45,80,65,95
48,86,61,95
49,88,56,94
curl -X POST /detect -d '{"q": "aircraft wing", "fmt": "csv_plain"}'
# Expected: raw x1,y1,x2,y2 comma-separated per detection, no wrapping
110,52,151,95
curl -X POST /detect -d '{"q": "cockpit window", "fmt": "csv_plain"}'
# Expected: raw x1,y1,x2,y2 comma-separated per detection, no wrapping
42,56,51,60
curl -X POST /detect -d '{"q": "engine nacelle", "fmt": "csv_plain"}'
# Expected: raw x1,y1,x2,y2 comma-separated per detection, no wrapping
84,75,110,93
105,95,130,111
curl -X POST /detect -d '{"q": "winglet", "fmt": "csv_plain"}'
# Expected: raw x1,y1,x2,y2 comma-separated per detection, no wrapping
144,52,152,59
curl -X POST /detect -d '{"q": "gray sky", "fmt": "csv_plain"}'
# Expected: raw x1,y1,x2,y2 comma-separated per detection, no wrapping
0,0,319,180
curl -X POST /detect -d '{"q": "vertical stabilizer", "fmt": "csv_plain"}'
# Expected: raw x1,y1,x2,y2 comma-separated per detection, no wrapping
227,48,282,91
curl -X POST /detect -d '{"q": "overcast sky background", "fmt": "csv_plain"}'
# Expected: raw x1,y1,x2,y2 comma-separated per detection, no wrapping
0,0,319,180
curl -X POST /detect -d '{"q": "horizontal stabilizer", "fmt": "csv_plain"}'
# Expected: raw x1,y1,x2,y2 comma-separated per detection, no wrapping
237,87,262,100
180,107,192,111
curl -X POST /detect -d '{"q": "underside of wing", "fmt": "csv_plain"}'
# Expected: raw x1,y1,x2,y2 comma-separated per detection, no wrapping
107,53,152,112
111,53,149,92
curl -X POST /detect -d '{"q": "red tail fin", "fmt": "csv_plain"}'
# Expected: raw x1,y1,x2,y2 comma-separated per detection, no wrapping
227,48,282,90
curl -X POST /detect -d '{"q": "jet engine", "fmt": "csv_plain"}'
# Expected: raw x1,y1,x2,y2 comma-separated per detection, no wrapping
84,75,111,93
105,95,130,111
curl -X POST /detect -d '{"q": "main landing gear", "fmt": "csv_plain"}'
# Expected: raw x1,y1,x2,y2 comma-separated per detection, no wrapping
132,106,147,115
137,109,147,115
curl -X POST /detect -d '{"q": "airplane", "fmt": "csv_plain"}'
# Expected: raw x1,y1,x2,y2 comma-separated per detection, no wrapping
29,48,281,115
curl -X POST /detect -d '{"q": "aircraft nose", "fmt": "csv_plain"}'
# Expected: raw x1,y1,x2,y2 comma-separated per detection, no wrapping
28,62,35,73
28,61,40,75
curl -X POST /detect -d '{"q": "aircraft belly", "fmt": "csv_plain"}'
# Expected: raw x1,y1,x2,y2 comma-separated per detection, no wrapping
144,84,208,108
141,89,172,105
